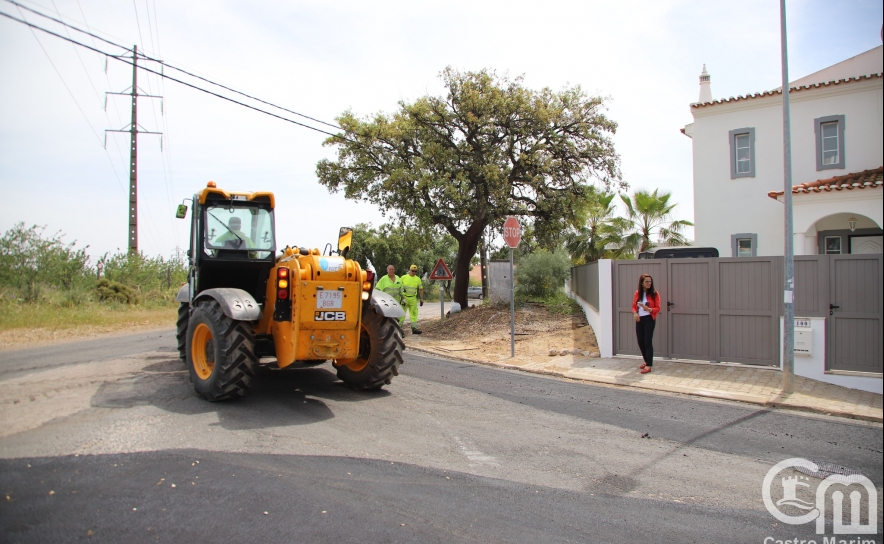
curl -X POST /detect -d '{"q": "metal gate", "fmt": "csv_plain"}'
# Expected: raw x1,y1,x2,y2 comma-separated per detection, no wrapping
612,257,781,366
613,261,667,358
604,255,882,371
667,259,714,361
715,258,780,366
828,254,883,373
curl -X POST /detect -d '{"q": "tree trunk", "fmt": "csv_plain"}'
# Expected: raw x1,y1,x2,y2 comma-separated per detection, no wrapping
452,223,483,307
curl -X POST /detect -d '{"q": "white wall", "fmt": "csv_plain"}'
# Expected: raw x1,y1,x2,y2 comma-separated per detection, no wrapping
690,77,883,257
567,260,613,358
779,317,883,394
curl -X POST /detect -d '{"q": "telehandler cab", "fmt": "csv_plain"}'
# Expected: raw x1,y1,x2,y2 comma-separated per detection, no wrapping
175,181,406,401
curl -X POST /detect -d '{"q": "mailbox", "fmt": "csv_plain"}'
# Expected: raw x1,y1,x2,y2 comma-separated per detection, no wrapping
794,319,813,356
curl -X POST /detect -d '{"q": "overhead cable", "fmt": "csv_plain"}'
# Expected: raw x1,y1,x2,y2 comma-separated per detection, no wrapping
0,8,350,141
4,0,341,130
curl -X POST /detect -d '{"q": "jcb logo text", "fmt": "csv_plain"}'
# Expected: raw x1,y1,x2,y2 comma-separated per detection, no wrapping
314,311,346,321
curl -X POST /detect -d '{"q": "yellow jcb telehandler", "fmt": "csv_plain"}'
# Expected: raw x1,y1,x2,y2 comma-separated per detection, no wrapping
174,181,406,401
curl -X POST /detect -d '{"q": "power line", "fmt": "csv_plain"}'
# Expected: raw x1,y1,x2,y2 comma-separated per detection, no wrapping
47,0,129,180
69,0,130,193
159,64,341,130
6,0,131,54
13,4,126,193
2,0,343,132
1,7,349,141
135,0,179,244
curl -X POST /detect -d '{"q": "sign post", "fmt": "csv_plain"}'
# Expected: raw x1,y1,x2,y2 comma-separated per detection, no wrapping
502,217,521,357
429,258,453,320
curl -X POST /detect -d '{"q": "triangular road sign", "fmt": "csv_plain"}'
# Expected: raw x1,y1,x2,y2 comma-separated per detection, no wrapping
429,258,453,281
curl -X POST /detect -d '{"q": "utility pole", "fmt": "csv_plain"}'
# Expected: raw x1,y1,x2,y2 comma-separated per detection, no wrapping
105,45,162,254
779,1,795,393
480,230,489,299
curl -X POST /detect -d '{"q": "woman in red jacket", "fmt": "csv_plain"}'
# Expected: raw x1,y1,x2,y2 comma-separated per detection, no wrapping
632,273,661,374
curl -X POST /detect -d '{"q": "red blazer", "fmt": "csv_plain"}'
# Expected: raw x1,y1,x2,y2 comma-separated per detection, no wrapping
632,290,661,320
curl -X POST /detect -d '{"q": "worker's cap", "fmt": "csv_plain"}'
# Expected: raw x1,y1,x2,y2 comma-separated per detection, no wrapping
229,217,241,229
409,264,418,271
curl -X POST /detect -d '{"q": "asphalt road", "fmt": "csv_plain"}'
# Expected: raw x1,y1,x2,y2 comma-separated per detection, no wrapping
1,331,881,543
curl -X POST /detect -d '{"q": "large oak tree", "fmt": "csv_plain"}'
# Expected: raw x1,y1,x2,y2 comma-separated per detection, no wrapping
316,68,622,306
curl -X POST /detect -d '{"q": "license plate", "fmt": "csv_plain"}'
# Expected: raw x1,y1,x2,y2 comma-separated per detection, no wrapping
316,290,342,309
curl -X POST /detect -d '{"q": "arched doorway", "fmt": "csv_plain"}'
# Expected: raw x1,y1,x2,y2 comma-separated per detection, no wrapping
811,213,882,255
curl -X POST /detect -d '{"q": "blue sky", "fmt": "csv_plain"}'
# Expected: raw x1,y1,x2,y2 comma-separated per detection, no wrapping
1,0,881,259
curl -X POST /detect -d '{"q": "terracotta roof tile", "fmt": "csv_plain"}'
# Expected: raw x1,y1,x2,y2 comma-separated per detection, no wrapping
767,167,883,199
691,73,882,109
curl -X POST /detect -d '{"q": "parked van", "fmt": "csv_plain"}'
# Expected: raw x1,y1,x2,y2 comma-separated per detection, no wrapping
638,247,719,259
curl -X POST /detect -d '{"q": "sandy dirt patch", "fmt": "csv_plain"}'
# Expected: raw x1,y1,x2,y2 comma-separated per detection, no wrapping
414,302,599,362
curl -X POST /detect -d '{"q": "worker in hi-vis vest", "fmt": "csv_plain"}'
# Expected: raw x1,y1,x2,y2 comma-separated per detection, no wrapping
400,264,425,334
375,264,403,302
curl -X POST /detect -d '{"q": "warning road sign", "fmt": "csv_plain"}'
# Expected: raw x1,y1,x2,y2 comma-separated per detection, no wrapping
429,258,453,281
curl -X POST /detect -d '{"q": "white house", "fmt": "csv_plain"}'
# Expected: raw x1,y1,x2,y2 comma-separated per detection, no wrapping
682,46,883,256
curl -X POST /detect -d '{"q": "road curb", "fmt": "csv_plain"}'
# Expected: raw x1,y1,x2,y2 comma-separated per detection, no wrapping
404,344,883,423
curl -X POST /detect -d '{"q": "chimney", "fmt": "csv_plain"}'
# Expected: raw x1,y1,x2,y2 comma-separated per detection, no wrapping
698,64,713,103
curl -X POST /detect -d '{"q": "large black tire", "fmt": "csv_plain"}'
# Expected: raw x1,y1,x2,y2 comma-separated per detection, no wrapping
176,303,189,360
335,308,404,390
185,300,257,401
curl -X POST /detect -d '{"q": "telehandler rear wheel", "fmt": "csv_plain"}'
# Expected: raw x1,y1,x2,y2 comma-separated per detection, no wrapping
176,303,189,360
186,300,257,401
335,308,404,390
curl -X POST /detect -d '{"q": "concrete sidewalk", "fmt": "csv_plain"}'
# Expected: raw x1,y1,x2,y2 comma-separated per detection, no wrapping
404,336,883,423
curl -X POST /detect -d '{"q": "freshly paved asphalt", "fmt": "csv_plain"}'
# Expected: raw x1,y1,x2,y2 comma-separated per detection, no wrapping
0,329,174,380
1,331,881,543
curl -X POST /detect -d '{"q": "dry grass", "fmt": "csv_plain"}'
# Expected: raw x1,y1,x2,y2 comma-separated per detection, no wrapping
0,302,176,351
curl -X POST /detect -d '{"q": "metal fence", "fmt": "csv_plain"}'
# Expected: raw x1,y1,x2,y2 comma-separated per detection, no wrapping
572,255,882,372
570,261,599,310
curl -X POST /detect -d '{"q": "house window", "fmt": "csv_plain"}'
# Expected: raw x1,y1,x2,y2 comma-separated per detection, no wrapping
728,128,755,179
731,233,757,257
821,123,839,165
735,134,751,173
825,236,842,254
814,115,845,170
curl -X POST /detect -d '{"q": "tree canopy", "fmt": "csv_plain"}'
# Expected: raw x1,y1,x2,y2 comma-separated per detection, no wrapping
316,67,622,306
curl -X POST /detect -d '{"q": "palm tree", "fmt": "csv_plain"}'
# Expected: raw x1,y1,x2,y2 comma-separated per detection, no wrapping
565,190,622,264
618,189,693,255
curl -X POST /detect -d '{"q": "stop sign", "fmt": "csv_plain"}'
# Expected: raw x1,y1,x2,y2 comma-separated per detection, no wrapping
502,216,521,248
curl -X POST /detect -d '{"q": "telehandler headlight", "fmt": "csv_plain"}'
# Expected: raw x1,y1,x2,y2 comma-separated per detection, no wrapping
361,291,369,301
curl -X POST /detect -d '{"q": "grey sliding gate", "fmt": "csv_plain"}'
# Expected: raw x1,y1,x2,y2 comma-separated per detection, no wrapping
610,255,883,371
716,258,779,365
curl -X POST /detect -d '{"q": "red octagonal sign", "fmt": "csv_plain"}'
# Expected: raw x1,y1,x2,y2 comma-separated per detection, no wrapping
503,216,521,249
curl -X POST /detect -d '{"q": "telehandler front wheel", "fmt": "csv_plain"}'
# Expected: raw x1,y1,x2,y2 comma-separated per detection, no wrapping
335,308,404,390
186,300,257,401
176,303,189,360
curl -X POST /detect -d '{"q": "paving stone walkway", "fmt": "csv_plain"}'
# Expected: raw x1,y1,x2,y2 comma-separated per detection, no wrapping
404,337,883,423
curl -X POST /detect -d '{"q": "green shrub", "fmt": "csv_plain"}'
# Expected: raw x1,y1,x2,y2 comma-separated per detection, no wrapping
0,223,90,302
514,250,570,298
95,278,140,304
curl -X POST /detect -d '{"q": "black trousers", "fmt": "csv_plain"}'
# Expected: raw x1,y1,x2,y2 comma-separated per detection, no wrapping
635,315,656,366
